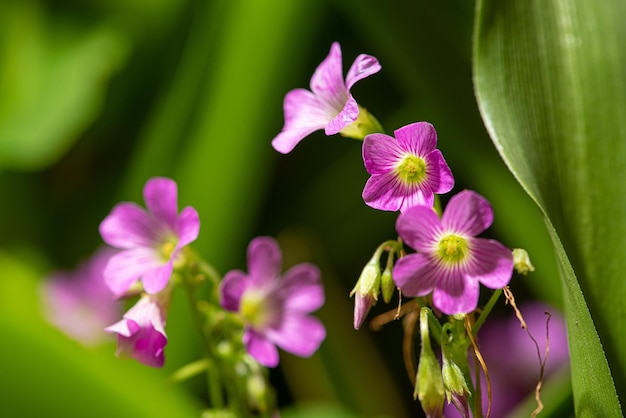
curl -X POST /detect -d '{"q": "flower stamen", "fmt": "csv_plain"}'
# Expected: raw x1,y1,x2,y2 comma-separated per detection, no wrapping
396,154,427,185
437,234,469,265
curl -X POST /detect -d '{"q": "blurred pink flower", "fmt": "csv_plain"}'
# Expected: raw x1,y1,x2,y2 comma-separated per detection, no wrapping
40,247,121,346
99,177,200,297
105,294,168,368
220,237,326,367
444,302,569,417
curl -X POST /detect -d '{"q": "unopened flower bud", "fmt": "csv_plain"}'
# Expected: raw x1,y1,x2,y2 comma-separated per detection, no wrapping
350,256,381,330
380,263,395,304
442,357,471,418
415,308,445,418
513,248,535,275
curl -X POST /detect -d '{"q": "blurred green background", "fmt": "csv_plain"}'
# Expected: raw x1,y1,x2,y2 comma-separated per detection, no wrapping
0,0,568,416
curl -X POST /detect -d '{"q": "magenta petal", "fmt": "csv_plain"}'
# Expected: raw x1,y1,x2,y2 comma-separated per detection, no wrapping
395,205,441,252
278,263,324,312
363,133,405,174
325,95,359,135
144,178,179,229
468,238,514,289
99,203,156,248
345,53,381,90
105,296,167,368
219,270,249,312
268,314,326,358
442,190,493,236
272,89,332,154
247,237,282,286
310,42,348,110
104,248,162,297
392,253,439,297
244,329,279,367
362,172,405,212
394,122,437,156
424,150,455,194
433,274,479,315
142,262,174,294
176,206,200,246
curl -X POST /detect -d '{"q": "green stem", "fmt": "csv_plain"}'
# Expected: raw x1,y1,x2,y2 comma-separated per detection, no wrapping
472,288,502,336
182,278,224,409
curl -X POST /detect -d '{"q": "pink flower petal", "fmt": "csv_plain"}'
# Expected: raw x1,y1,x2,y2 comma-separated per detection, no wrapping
433,273,479,315
442,190,493,236
268,314,326,358
104,248,162,297
271,89,332,154
362,171,406,212
395,205,441,252
392,253,439,297
345,53,381,90
310,42,348,111
141,261,174,294
394,122,437,156
467,238,513,289
99,203,157,248
176,206,200,247
424,150,455,194
278,263,324,312
105,296,167,368
219,270,249,312
247,237,282,287
325,95,359,135
244,329,279,367
144,177,179,230
363,133,405,174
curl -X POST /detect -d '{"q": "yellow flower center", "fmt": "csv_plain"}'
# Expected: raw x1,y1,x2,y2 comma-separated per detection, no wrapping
160,240,177,261
240,291,270,328
436,234,469,265
396,154,427,184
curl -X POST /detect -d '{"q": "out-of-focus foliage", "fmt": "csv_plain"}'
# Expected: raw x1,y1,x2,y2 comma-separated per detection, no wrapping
0,0,128,170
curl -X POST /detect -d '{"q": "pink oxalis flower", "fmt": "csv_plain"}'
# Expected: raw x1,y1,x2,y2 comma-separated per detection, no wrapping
105,294,168,368
219,237,326,367
99,177,200,297
362,122,454,213
40,247,121,346
393,190,513,315
271,42,381,154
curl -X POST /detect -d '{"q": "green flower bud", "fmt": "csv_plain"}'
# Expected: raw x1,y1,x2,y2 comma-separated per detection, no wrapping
415,308,445,418
442,357,471,418
513,248,535,275
380,262,395,304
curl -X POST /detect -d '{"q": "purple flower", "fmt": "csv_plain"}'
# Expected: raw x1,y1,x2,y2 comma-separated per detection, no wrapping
444,302,569,417
393,190,513,315
99,177,200,297
362,122,454,213
105,294,168,368
219,237,326,367
271,42,381,154
40,247,122,346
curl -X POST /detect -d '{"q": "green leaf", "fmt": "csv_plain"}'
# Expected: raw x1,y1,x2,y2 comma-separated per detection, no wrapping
0,0,128,170
474,0,626,415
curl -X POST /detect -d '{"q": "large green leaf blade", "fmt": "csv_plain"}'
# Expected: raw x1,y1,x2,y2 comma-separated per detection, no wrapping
474,0,626,415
